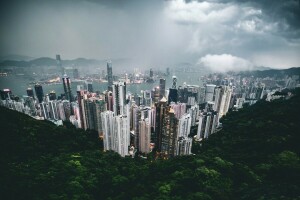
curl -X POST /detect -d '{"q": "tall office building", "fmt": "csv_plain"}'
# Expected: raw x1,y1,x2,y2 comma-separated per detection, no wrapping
26,88,34,99
150,68,153,78
172,76,177,89
48,101,58,120
77,87,86,129
213,86,232,119
23,96,36,116
168,89,178,104
113,82,126,115
103,113,131,157
62,75,73,102
161,108,178,158
177,113,191,138
83,97,107,135
159,78,166,99
213,86,224,112
0,89,12,100
85,81,93,92
139,118,151,153
143,90,152,107
188,104,199,126
105,91,114,112
196,111,218,140
166,67,170,76
153,86,160,103
49,91,56,100
176,137,192,156
34,84,44,103
95,99,107,136
170,102,186,119
198,87,206,104
56,54,64,75
205,84,216,102
155,97,168,152
113,115,130,157
57,101,66,121
73,68,79,79
130,103,140,146
102,111,115,151
62,100,71,120
107,61,113,91
39,102,49,119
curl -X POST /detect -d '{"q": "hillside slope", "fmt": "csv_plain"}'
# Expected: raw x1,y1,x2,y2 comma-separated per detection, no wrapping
0,89,300,200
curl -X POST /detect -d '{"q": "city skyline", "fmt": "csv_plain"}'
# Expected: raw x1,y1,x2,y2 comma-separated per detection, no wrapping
1,1,300,199
0,0,300,70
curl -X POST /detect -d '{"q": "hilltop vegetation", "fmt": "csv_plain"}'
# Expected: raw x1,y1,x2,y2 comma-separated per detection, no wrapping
1,89,300,200
238,67,300,78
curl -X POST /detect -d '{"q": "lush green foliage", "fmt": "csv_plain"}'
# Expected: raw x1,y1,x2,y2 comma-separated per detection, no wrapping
1,89,300,199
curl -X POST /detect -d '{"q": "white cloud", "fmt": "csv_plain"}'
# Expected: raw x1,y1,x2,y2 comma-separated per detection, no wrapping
165,0,239,24
197,54,254,72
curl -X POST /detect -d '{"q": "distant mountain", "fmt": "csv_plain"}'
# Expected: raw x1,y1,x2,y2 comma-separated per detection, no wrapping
0,56,132,68
238,67,300,78
252,66,273,71
0,54,35,62
0,57,103,68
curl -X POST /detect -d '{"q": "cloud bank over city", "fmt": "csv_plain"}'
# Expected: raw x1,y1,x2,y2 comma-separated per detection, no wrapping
0,0,299,69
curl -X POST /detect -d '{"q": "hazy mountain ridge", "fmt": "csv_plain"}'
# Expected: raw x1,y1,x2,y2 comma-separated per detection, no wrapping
0,56,284,72
0,55,35,62
238,67,300,78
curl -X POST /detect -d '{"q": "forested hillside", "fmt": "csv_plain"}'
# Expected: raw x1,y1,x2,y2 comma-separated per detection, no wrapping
1,89,300,200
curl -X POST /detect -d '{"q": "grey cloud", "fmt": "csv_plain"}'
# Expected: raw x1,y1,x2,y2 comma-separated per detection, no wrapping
0,0,299,69
187,0,300,38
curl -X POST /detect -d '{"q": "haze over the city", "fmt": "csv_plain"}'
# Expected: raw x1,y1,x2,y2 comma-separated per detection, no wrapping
0,0,300,71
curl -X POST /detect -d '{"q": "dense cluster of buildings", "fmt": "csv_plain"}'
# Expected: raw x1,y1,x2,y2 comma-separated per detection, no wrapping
1,60,299,158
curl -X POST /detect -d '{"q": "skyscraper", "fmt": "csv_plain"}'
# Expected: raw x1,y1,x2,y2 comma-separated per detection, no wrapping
205,84,216,102
48,101,58,120
213,86,232,120
161,108,178,158
34,84,44,103
177,113,191,138
49,91,56,100
73,68,79,79
62,75,73,101
113,115,130,157
56,54,64,75
166,67,170,76
77,86,86,129
143,90,152,107
159,78,166,99
102,111,130,157
139,118,151,154
113,81,126,115
170,102,186,119
196,111,218,140
0,89,12,100
172,76,177,89
102,111,115,151
168,88,178,104
85,81,93,92
150,68,153,78
176,137,192,156
39,102,49,119
83,97,107,136
107,61,113,91
26,88,34,99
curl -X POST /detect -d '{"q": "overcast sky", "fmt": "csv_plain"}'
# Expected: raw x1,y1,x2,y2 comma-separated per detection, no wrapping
0,0,300,70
